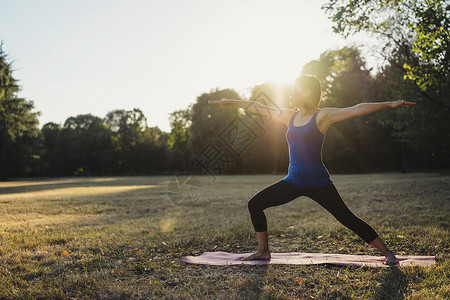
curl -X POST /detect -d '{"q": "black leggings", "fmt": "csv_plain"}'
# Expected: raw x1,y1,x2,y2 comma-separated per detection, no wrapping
247,179,378,244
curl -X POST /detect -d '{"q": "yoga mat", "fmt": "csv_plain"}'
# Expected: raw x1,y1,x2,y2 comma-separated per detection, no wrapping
181,251,436,268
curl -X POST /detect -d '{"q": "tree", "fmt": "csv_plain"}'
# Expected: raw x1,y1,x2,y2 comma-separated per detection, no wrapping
0,42,45,179
373,48,450,169
187,88,243,175
58,114,112,175
322,0,449,94
41,122,64,176
322,0,450,169
167,106,192,172
104,109,145,174
103,108,166,175
137,125,168,174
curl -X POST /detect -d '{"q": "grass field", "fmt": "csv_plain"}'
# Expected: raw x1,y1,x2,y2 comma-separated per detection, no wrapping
0,173,449,299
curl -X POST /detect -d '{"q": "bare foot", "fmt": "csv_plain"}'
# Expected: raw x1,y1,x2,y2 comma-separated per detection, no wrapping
384,252,400,266
241,250,271,261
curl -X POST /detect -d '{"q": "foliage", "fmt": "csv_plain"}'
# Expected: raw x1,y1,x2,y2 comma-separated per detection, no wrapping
0,42,45,178
167,106,192,171
57,114,113,175
322,0,450,169
187,88,243,174
40,109,168,176
321,0,449,93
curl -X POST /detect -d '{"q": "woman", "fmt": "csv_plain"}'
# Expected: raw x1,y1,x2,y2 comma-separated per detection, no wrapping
208,74,415,266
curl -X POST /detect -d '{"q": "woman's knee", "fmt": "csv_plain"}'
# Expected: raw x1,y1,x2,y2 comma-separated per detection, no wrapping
247,196,262,212
247,180,293,213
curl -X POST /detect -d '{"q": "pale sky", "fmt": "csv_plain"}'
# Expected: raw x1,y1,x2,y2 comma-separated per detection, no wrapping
0,0,378,133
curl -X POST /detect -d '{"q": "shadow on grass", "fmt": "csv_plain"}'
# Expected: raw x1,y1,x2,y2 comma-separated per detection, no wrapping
0,180,176,231
374,267,408,299
0,176,167,195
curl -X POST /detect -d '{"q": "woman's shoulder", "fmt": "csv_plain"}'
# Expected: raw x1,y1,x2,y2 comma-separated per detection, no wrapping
316,108,332,135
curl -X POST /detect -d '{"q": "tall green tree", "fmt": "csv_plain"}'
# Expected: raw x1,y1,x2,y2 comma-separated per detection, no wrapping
58,114,112,175
167,106,192,172
137,125,168,174
322,0,450,168
104,109,144,174
372,47,449,169
322,0,449,94
0,42,45,179
103,108,166,175
187,88,243,175
41,122,64,175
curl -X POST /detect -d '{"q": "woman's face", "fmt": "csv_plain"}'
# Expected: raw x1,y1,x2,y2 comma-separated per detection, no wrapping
289,82,311,109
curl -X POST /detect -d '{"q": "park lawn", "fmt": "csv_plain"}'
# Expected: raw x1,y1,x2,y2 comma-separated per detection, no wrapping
0,173,448,299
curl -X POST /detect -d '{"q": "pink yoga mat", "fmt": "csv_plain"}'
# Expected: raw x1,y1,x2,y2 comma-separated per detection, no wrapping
181,251,436,268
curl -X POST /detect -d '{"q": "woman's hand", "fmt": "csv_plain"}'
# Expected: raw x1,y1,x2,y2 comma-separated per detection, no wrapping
390,100,416,108
208,99,234,106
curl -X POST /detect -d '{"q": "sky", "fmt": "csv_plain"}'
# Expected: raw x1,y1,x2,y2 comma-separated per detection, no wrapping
0,0,379,133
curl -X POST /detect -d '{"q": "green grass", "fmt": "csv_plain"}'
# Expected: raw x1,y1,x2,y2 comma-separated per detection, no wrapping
0,173,449,299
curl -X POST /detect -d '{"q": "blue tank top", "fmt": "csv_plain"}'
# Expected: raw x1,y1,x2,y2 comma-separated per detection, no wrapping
282,109,333,187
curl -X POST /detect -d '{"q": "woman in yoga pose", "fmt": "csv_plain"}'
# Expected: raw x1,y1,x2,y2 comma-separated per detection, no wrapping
208,74,415,266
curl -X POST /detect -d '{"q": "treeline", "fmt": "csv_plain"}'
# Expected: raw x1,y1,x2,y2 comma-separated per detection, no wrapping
0,44,448,180
1,0,449,179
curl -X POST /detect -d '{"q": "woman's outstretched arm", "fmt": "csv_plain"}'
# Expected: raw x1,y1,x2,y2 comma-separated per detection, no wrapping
322,100,415,125
208,99,294,125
